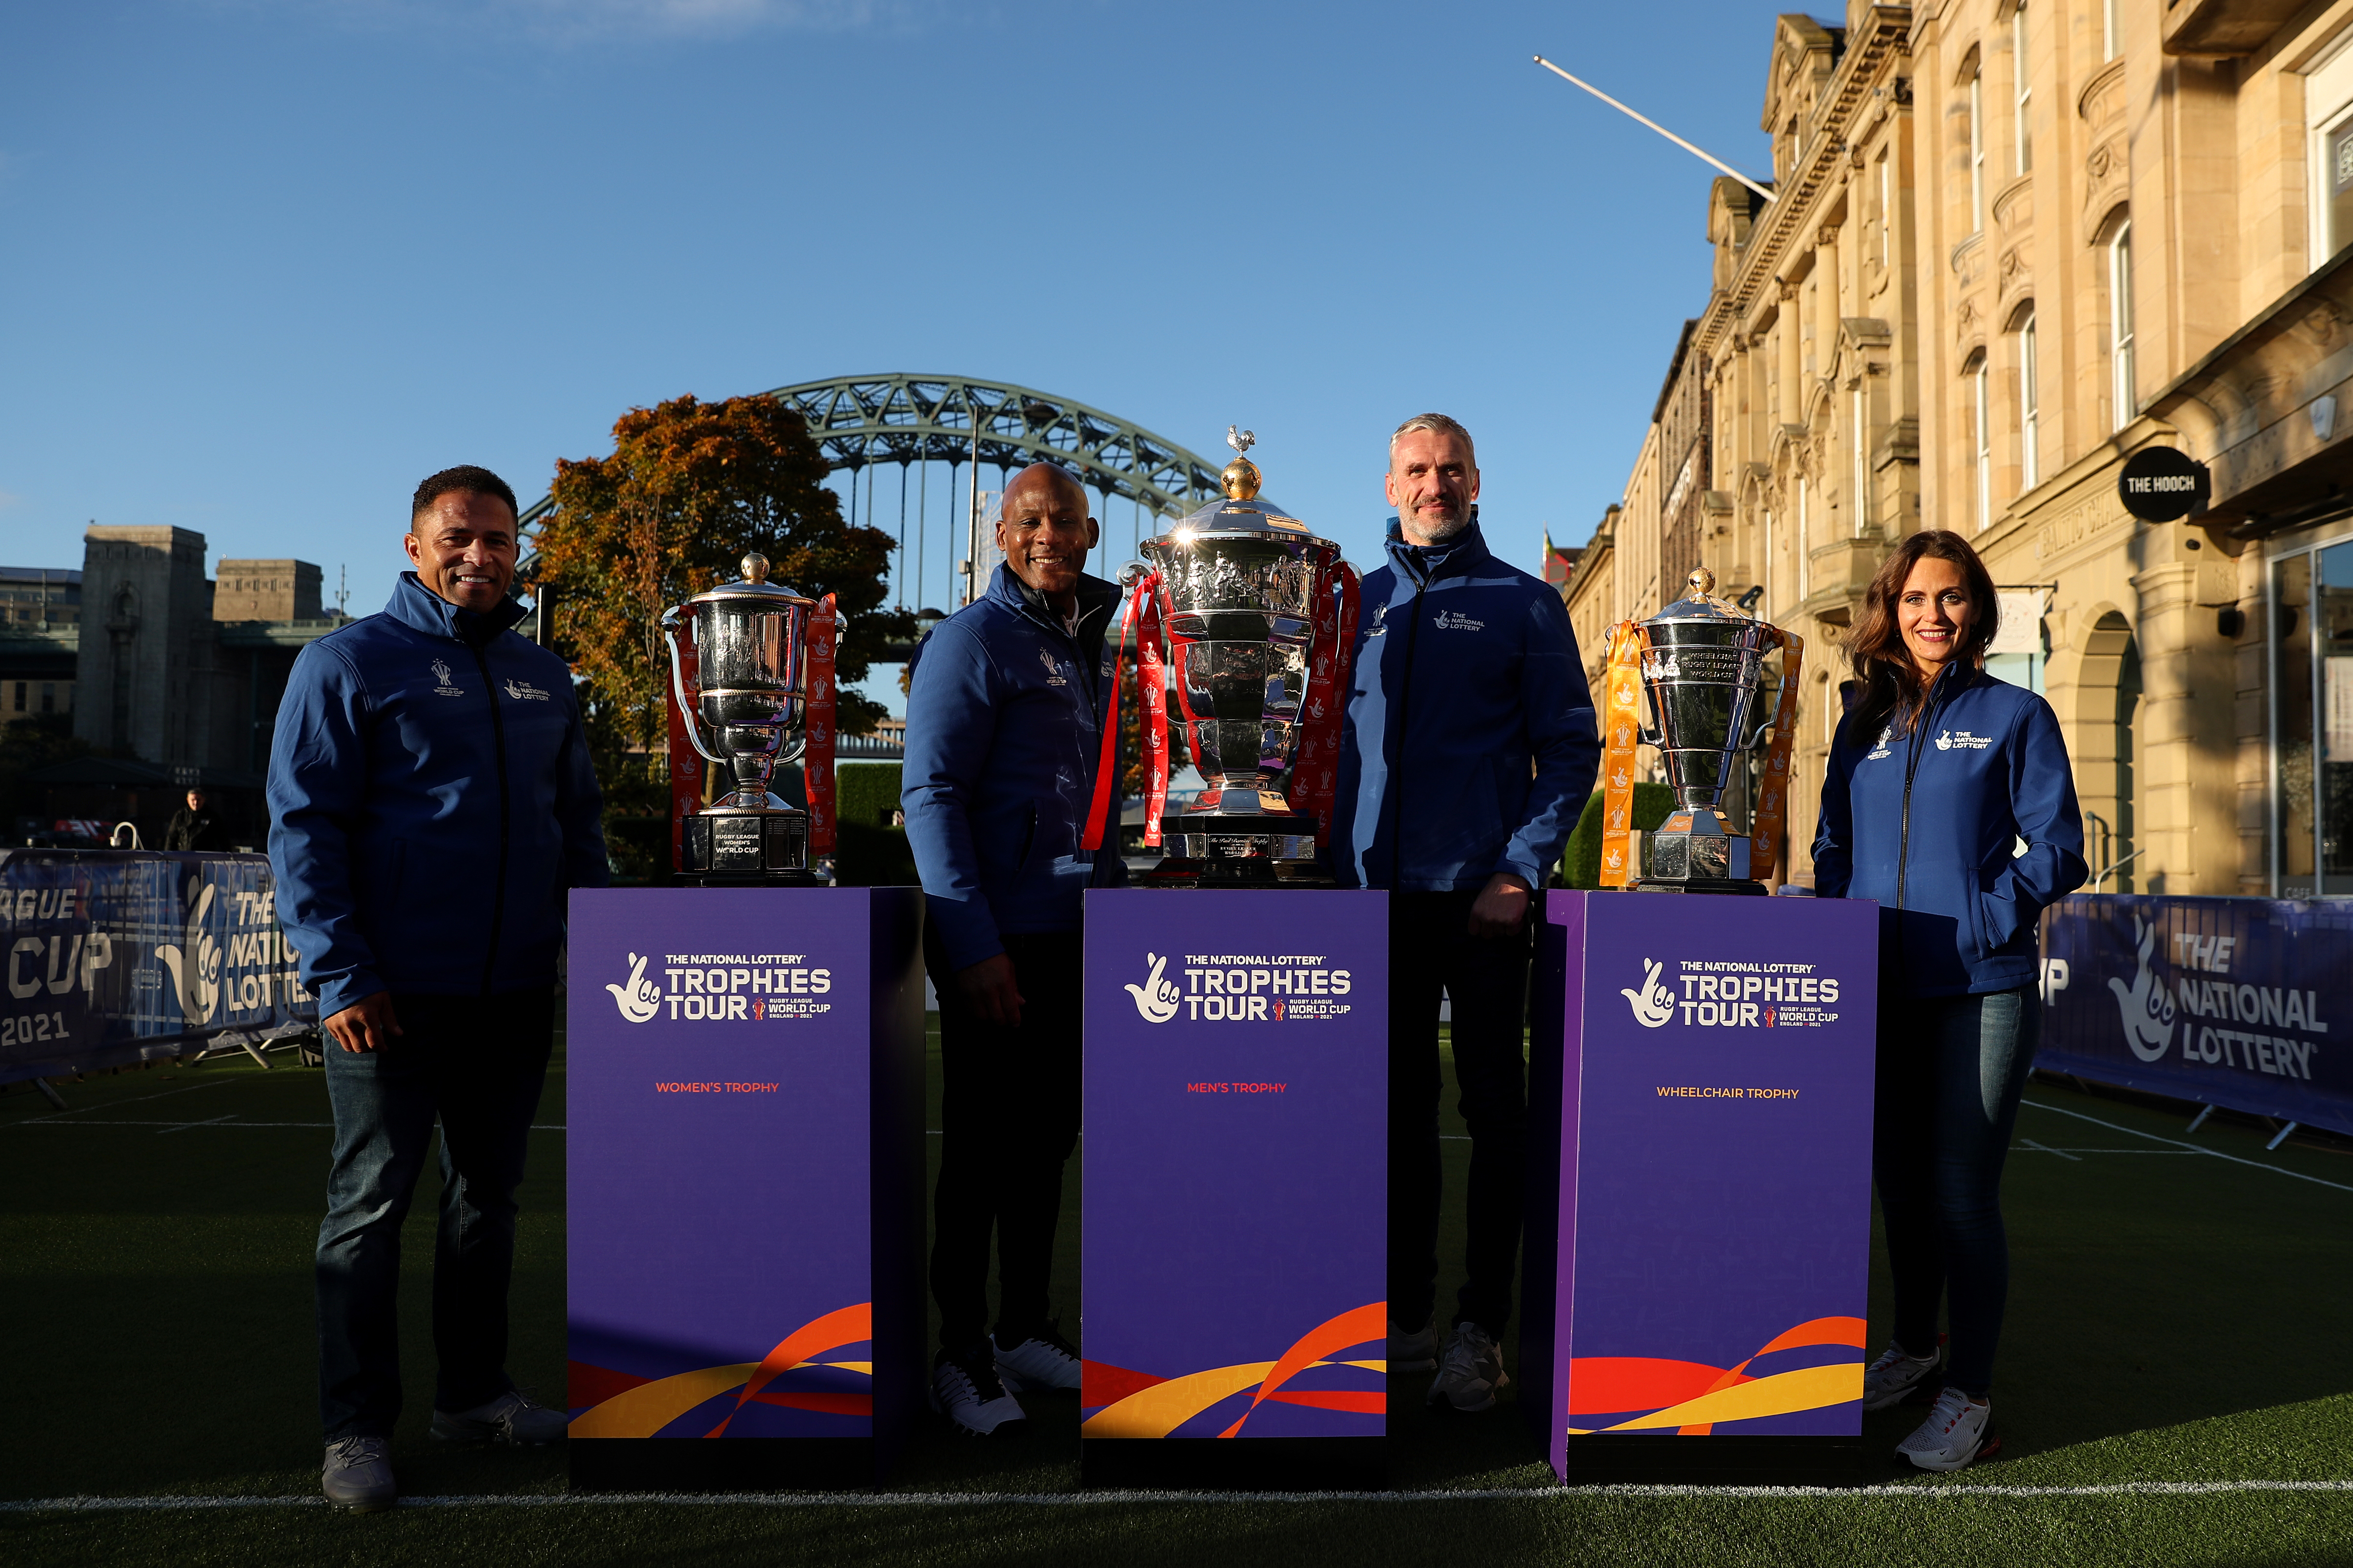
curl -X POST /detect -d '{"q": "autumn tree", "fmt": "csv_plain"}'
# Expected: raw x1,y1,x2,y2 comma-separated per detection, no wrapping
529,394,911,867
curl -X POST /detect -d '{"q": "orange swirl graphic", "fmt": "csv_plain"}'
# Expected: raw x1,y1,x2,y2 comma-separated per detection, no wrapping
568,1304,874,1439
1566,1314,1865,1436
1081,1302,1387,1440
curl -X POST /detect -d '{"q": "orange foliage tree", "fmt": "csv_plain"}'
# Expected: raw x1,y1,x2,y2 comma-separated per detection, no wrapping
528,394,911,869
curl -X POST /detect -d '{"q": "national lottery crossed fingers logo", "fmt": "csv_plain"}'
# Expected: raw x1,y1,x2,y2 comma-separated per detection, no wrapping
606,950,834,1024
1124,950,1353,1024
1620,955,1843,1031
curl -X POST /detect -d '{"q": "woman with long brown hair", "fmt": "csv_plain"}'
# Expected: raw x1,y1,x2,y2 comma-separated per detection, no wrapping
1814,529,2086,1471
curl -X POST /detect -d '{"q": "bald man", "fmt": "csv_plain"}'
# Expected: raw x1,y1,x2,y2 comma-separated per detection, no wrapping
901,462,1126,1436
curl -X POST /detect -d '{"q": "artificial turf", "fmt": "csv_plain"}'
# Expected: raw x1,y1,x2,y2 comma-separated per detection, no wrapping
4,1023,2350,1567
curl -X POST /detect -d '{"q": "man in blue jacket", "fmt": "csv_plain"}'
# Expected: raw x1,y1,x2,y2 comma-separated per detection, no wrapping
902,462,1124,1437
1333,414,1601,1414
269,465,607,1511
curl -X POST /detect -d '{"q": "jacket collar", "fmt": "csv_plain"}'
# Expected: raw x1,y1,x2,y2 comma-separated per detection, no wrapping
1383,509,1491,586
986,562,1116,637
385,571,528,646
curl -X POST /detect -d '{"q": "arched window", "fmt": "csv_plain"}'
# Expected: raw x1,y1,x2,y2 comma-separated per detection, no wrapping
2013,1,2033,177
1968,69,1986,231
2109,221,2136,432
2018,308,2040,491
1967,351,1993,530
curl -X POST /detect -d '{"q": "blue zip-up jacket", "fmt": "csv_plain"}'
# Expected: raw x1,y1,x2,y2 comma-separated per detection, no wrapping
1813,663,2086,999
267,573,608,1018
902,564,1127,973
1332,516,1602,892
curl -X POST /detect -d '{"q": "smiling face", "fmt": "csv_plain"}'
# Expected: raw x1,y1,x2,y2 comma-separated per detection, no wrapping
997,464,1097,612
1895,555,1977,681
405,489,518,614
1384,427,1480,545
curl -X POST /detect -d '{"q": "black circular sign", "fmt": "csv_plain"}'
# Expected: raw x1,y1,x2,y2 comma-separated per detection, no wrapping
2117,446,2210,523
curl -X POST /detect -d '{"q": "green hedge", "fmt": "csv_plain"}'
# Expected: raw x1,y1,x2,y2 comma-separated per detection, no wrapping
835,762,903,829
1557,783,1678,888
831,763,913,886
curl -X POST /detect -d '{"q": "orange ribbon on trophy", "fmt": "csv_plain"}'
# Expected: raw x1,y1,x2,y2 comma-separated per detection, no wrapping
1746,627,1804,884
1597,620,1647,889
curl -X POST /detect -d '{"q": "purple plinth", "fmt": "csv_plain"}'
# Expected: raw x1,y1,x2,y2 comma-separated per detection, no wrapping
1523,890,1879,1482
564,886,924,1488
1080,888,1387,1481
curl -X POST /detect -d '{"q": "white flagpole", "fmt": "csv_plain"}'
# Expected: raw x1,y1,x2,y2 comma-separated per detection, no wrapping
1532,56,1776,206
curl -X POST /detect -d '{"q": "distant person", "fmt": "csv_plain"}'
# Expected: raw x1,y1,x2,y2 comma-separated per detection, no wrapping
164,787,224,852
269,465,608,1512
1331,413,1601,1413
1814,529,2085,1472
901,462,1124,1437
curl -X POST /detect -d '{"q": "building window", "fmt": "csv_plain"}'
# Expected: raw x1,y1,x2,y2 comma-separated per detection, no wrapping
2019,311,2040,492
2271,535,2353,895
1878,152,1892,269
1796,477,1810,604
40,684,56,714
1852,385,1870,536
2307,40,2353,267
9,682,21,713
2013,2,2033,177
2110,221,2136,432
1971,355,1993,530
1969,71,1986,231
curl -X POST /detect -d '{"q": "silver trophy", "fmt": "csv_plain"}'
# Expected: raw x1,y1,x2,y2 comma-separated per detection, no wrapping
661,553,824,882
1133,428,1342,872
1635,568,1782,891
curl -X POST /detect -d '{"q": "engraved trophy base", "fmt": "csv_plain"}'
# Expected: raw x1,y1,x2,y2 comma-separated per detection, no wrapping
1633,807,1769,897
677,804,821,887
1146,796,1329,887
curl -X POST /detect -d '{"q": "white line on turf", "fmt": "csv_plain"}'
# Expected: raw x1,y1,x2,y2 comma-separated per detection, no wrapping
2018,1139,2080,1162
0,1076,235,1126
6,1121,568,1131
2020,1100,2353,1193
9,1481,2353,1511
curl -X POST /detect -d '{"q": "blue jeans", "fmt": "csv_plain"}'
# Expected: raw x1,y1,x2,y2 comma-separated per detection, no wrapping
316,988,553,1439
1873,985,2036,1398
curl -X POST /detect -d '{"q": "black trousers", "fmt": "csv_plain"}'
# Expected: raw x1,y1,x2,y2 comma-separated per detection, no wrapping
927,928,1083,1354
1390,890,1533,1335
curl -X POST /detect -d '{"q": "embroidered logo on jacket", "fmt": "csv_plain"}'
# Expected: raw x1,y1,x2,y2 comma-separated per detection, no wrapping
1936,728,1991,751
429,659,465,697
1039,646,1067,687
503,678,550,702
1432,609,1486,632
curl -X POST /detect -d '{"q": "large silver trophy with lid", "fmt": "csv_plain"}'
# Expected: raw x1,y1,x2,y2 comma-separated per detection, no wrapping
1130,428,1344,877
1627,567,1797,893
661,553,827,883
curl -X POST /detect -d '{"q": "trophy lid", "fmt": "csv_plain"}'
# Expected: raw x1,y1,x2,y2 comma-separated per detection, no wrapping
684,552,818,610
1156,426,1335,550
1646,566,1751,624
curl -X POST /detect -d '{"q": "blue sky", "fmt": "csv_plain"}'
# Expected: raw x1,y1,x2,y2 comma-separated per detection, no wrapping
0,0,1786,712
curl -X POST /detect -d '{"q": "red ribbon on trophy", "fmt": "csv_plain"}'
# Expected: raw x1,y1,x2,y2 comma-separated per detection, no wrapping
803,593,840,862
1082,573,1168,852
1283,559,1360,844
667,623,703,876
1746,627,1804,884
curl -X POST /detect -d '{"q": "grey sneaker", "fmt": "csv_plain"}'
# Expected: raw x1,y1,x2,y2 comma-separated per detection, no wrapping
431,1388,568,1446
1861,1344,1942,1412
993,1325,1082,1393
932,1344,1027,1437
1428,1322,1510,1412
322,1435,396,1512
1388,1317,1438,1373
1894,1386,1997,1471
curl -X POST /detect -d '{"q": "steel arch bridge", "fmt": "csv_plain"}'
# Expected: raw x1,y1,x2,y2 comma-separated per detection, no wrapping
516,373,1241,534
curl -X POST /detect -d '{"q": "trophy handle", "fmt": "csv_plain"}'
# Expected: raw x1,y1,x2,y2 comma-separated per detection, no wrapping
660,605,729,767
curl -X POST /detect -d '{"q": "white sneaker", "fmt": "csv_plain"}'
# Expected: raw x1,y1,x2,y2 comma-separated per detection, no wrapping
1861,1344,1942,1412
1388,1317,1437,1373
993,1326,1081,1393
1894,1386,1995,1471
932,1345,1027,1437
430,1387,568,1446
322,1435,396,1512
1427,1322,1510,1412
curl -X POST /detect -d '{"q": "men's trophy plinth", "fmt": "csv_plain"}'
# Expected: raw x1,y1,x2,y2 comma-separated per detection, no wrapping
1080,428,1386,1490
1596,569,1804,896
1107,427,1357,886
661,554,843,885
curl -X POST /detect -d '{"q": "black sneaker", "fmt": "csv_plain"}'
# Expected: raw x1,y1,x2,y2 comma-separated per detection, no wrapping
993,1324,1082,1393
931,1344,1027,1437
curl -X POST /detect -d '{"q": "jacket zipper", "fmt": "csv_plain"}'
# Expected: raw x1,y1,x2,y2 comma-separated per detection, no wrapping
1383,558,1430,885
467,639,512,996
1893,664,1955,911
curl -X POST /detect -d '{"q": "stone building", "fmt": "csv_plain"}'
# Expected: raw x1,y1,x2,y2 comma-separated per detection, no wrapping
1586,0,2353,898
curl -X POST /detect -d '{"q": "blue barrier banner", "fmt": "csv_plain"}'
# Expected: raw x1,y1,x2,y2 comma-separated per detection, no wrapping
0,849,317,1085
2039,893,2351,1139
